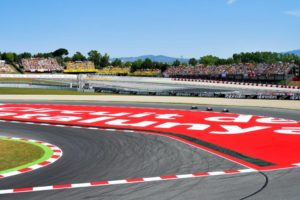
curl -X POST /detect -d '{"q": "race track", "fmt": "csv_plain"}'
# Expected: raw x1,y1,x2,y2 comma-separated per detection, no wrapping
0,102,299,200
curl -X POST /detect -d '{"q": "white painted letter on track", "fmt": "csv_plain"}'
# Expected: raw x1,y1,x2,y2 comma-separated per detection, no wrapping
37,116,82,122
205,115,252,123
14,114,48,119
274,127,300,134
210,125,269,134
155,122,210,130
0,112,16,117
256,117,297,124
105,119,157,127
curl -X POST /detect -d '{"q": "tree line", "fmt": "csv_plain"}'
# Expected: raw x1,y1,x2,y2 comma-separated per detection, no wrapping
0,49,299,72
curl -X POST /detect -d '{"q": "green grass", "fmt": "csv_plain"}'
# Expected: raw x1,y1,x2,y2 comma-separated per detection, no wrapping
0,88,106,95
0,139,44,172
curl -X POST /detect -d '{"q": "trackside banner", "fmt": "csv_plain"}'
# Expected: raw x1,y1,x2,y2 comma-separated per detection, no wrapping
0,104,299,170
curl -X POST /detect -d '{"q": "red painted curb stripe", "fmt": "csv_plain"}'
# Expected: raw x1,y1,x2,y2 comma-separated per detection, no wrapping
0,168,257,195
160,175,177,179
193,172,209,176
53,184,72,189
126,178,144,183
224,169,240,174
0,137,63,179
90,181,109,186
13,187,33,192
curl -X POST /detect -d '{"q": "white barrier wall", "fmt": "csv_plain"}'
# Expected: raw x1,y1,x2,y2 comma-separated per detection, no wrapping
87,75,300,93
0,74,77,79
1,74,299,93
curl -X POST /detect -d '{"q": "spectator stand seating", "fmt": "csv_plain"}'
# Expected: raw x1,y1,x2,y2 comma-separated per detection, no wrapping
64,61,97,73
21,58,63,73
0,60,16,73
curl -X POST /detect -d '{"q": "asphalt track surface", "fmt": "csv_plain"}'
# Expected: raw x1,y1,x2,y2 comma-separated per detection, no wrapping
0,101,299,200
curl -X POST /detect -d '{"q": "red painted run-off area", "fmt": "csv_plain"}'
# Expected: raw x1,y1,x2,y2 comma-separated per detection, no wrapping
0,104,299,171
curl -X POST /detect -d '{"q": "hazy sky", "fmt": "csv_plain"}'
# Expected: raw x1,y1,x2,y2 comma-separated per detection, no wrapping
0,0,299,58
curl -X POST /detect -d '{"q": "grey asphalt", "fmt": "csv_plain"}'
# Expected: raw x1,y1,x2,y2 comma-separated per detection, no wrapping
0,101,299,200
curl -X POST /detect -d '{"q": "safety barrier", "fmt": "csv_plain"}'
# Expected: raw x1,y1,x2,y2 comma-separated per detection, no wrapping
0,74,77,79
171,78,300,90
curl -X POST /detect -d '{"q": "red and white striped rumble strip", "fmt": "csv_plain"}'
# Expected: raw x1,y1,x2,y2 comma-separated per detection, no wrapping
0,137,62,179
0,168,256,194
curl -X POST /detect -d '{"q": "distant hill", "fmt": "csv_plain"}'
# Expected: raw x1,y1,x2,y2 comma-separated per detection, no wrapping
115,55,189,63
285,49,300,56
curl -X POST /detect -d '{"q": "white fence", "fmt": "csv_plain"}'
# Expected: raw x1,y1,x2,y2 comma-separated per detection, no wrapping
0,74,77,79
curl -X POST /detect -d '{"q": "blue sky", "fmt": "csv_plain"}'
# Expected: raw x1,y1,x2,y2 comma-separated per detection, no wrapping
0,0,299,58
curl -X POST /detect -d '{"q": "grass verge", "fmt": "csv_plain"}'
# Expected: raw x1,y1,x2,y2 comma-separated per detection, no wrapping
0,137,53,174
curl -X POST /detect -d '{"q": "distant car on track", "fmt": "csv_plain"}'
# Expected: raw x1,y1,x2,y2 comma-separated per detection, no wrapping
190,105,198,110
222,108,229,112
206,107,213,111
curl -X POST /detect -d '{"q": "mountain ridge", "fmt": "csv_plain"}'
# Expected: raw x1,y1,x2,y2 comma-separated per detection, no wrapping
285,49,300,56
113,50,300,63
115,55,189,63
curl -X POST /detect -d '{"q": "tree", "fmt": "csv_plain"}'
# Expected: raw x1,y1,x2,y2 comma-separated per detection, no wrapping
2,52,15,63
34,52,53,58
156,63,169,72
53,48,69,57
111,58,122,67
64,56,72,62
88,50,101,68
72,52,86,61
173,59,181,66
141,58,153,69
100,53,110,68
233,54,241,63
189,58,197,66
231,51,289,64
216,58,234,65
130,60,143,72
18,52,32,59
200,55,220,65
124,61,132,67
16,52,32,62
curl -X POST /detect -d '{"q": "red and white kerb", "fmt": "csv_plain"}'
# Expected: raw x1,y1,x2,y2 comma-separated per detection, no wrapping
0,137,62,179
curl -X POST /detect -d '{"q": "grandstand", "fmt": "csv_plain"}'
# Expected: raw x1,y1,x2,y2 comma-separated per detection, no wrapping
164,63,297,84
0,60,16,73
96,67,160,76
130,69,161,76
21,58,63,73
97,67,130,75
64,61,96,73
